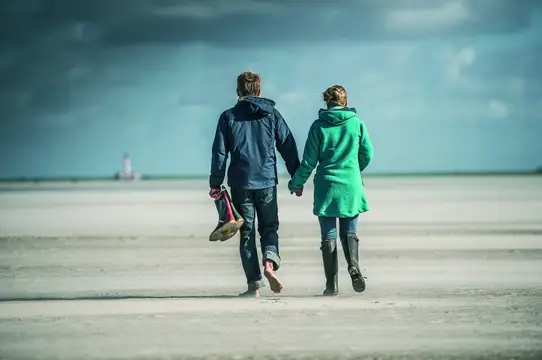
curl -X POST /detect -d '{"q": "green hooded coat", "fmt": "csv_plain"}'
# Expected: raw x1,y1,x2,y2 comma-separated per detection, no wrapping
288,107,374,218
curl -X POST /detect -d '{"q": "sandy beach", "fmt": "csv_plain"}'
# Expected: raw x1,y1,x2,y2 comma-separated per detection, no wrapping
0,176,541,360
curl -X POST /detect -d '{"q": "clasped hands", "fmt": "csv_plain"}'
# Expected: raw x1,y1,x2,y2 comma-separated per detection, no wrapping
208,184,303,199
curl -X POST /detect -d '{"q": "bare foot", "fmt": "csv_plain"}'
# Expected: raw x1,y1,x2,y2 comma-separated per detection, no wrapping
264,261,283,293
239,289,259,297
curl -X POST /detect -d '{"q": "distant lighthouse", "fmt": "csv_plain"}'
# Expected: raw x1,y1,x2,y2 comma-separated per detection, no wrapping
123,153,132,176
114,153,142,181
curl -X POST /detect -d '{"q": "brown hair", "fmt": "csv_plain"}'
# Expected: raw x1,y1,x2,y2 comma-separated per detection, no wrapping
323,85,347,108
237,71,262,97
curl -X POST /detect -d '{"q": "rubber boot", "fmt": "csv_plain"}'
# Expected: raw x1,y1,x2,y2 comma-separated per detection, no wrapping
208,191,238,242
222,187,244,229
320,240,338,296
340,234,366,293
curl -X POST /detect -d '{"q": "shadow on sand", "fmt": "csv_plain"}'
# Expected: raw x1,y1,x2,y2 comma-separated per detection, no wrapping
0,294,324,302
0,295,240,302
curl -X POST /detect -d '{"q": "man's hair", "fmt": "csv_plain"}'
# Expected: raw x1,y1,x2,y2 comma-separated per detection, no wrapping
237,71,262,97
323,85,348,108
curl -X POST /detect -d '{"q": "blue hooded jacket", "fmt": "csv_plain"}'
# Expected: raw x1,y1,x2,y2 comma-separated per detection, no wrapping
209,96,300,190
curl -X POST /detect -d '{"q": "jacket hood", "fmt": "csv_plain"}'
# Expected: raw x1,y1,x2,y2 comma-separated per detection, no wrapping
318,107,358,125
235,96,276,117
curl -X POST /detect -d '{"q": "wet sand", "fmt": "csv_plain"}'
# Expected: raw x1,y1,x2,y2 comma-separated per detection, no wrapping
0,176,541,359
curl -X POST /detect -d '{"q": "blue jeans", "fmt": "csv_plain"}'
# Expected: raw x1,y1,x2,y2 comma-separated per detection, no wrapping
230,186,281,290
318,215,359,241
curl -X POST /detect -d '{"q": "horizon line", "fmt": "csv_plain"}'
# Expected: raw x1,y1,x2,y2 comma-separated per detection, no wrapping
0,169,541,182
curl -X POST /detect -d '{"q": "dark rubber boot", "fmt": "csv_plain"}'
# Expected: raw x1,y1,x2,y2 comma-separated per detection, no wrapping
320,240,338,296
341,234,366,293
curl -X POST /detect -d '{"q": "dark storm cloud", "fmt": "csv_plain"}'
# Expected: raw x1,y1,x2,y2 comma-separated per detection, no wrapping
80,0,542,46
124,2,542,46
0,0,541,121
1,0,541,48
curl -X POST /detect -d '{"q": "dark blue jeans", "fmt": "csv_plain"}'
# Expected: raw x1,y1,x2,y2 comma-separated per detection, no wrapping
318,215,359,241
230,186,281,290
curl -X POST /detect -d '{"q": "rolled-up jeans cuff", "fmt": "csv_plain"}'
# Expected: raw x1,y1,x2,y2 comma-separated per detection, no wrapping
247,279,266,291
263,250,281,271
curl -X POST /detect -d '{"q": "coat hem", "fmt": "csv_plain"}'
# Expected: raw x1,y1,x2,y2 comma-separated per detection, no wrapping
313,207,370,218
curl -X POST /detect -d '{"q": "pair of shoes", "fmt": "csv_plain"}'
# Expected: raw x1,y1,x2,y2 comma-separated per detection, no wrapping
209,187,244,242
320,234,366,295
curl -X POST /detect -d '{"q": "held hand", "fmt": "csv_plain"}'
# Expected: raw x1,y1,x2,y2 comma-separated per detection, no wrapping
209,187,222,200
290,185,303,197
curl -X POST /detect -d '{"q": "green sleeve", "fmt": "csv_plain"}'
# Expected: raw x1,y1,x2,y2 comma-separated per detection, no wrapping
288,123,320,191
359,121,374,172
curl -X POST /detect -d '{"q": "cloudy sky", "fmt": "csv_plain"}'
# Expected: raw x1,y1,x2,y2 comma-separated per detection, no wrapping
1,0,541,178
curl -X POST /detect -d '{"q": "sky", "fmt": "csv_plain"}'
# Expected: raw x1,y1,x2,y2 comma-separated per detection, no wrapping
0,0,541,178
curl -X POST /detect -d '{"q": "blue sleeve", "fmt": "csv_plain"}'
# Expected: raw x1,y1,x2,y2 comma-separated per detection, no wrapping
209,112,229,188
274,109,300,177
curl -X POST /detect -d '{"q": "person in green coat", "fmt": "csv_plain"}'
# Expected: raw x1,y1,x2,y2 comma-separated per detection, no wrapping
288,85,374,296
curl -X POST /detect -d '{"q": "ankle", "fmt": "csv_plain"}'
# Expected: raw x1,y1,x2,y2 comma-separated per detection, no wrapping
239,289,259,297
264,260,275,272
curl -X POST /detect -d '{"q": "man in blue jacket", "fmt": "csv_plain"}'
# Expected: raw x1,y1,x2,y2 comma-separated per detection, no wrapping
209,71,301,297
